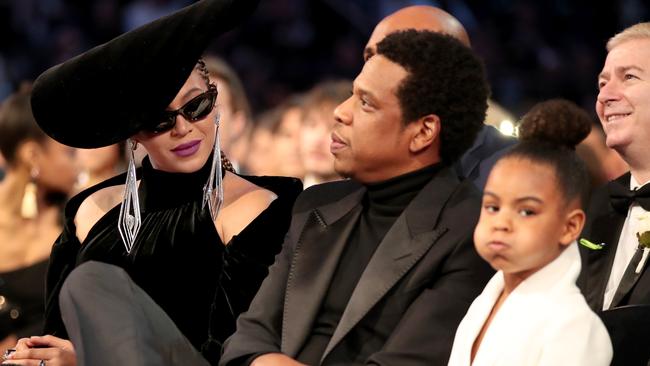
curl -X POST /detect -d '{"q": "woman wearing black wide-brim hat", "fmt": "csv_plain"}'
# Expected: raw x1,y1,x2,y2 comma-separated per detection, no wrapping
5,1,302,365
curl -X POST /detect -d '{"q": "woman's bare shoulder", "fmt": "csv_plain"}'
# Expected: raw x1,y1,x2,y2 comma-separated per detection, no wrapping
75,184,124,243
217,173,278,244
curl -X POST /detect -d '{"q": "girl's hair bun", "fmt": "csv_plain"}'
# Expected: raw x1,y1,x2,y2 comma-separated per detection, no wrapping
517,98,592,149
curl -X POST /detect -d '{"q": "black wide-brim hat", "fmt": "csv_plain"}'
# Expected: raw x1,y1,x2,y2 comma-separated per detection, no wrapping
31,0,259,149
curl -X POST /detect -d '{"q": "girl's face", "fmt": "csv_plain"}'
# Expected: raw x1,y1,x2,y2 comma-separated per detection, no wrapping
473,157,583,280
133,69,217,173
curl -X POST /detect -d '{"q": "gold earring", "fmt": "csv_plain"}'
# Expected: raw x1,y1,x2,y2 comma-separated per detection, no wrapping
21,167,39,219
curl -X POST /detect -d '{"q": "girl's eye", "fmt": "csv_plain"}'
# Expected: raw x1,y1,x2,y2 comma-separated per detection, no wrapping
484,205,498,213
519,209,536,217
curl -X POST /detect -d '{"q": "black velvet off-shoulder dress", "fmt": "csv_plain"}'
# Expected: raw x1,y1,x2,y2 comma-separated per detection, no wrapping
43,156,302,364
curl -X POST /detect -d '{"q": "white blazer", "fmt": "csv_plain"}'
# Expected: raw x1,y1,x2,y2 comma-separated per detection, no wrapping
447,243,612,366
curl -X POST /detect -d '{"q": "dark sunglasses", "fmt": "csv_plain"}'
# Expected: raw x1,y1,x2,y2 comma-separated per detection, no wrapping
146,84,218,134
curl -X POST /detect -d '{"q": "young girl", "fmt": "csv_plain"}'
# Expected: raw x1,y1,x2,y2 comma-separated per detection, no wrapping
447,99,613,366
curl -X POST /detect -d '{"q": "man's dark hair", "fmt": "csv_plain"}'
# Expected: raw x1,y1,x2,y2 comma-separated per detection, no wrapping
376,29,489,164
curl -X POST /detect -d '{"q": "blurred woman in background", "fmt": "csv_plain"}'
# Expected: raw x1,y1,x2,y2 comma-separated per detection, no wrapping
203,55,254,173
0,84,78,351
75,142,126,191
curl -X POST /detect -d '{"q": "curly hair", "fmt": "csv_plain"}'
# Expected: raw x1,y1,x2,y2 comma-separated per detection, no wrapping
505,99,592,208
376,30,489,165
517,98,592,147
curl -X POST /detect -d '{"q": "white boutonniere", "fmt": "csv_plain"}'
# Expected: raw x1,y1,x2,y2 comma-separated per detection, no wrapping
635,213,650,274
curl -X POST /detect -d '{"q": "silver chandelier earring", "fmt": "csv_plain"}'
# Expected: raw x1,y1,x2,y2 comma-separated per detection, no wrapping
203,112,224,221
118,139,141,253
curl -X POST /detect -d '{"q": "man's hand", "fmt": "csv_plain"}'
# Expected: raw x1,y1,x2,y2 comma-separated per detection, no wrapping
251,353,308,366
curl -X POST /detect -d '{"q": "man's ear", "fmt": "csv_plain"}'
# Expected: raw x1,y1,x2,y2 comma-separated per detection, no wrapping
560,207,586,246
409,114,440,153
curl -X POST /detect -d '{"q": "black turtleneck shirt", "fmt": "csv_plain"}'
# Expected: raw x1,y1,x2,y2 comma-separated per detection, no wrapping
296,164,441,365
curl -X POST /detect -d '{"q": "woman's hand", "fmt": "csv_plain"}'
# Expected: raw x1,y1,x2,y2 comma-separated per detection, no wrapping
3,335,76,366
1,335,18,358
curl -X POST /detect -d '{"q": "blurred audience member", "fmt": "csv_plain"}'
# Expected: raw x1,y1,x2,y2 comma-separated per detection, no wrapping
299,80,350,188
273,96,305,179
250,96,306,179
204,55,254,173
246,110,276,177
0,85,78,350
75,142,127,191
577,124,628,188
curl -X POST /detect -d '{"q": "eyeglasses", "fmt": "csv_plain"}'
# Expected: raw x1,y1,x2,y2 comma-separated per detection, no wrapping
146,84,218,134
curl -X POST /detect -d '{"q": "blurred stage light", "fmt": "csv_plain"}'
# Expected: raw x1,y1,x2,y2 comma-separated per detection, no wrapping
498,119,516,136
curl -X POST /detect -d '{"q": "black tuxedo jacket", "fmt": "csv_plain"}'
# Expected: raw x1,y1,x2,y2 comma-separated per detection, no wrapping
578,172,650,311
220,168,493,366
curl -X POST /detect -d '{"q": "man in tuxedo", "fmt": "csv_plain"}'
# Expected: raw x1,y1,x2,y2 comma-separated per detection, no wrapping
578,22,650,311
577,22,650,366
363,5,516,190
220,30,493,366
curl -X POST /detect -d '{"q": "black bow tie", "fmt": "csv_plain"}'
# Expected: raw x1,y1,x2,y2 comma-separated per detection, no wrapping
609,180,650,214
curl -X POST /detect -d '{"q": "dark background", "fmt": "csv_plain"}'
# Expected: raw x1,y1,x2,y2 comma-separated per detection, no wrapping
0,0,648,119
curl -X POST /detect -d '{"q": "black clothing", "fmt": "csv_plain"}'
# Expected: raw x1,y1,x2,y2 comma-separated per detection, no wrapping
578,172,650,366
44,156,301,364
60,261,211,366
455,124,516,190
0,260,48,339
296,164,440,364
221,167,494,366
608,177,650,214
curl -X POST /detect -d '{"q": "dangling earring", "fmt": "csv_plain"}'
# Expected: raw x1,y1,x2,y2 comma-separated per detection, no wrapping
203,112,224,221
21,167,39,219
118,139,141,253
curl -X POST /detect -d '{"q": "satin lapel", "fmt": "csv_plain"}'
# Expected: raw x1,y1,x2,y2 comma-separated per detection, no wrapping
281,188,364,356
609,174,650,307
321,168,461,359
583,175,629,310
584,212,625,309
322,217,444,358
